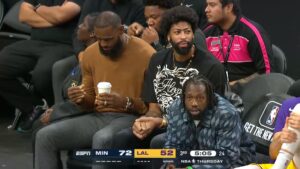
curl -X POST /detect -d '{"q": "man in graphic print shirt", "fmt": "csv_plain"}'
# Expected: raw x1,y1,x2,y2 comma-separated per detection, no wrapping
113,6,225,156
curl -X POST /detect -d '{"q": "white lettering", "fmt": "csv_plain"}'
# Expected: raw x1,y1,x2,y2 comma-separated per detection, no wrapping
76,151,91,156
254,126,264,138
95,151,108,156
244,122,255,133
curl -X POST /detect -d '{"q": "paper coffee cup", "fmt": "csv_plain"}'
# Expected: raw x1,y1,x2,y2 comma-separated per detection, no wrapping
97,82,111,94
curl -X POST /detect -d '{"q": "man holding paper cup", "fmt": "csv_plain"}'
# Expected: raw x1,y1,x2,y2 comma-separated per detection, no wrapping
34,11,155,169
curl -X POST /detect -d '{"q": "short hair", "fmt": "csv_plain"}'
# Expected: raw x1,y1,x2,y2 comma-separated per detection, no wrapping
220,0,241,16
182,75,217,109
86,12,99,32
94,11,122,28
145,0,177,9
159,6,199,39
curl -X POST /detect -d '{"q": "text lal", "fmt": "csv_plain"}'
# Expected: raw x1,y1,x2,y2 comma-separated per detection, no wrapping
137,151,149,155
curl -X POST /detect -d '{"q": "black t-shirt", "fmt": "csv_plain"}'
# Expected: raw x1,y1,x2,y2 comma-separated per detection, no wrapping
142,48,225,113
25,0,84,44
73,0,146,55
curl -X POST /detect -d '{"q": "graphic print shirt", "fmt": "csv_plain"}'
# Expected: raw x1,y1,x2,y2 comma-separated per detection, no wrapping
142,48,225,113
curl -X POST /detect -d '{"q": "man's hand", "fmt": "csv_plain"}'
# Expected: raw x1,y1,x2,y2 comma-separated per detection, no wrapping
141,27,159,44
19,2,53,28
132,116,162,140
94,92,126,112
40,108,53,125
68,84,86,104
288,112,300,129
35,1,81,25
127,22,144,37
229,73,259,86
279,117,298,144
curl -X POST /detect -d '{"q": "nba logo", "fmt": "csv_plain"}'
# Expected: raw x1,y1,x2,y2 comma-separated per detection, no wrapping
266,106,280,125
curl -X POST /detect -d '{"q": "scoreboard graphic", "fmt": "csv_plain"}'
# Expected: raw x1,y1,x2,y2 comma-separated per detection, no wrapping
134,149,176,158
73,149,226,165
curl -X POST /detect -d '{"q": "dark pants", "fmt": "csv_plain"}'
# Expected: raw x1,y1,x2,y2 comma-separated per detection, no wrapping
35,112,137,169
0,40,73,114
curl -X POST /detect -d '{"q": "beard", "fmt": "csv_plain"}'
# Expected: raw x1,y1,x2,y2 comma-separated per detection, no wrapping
170,39,193,55
99,38,123,59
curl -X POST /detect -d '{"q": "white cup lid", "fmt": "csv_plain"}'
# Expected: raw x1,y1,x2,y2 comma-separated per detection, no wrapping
97,82,112,88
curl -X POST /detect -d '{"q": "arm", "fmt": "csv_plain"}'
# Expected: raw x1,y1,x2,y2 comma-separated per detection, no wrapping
141,54,161,116
132,54,163,139
145,103,162,117
269,131,283,160
94,93,148,115
164,107,178,149
36,1,81,25
206,62,226,96
19,2,53,28
76,52,97,110
127,22,144,37
192,107,242,169
132,103,163,140
229,72,259,86
194,28,208,50
213,110,241,168
269,100,293,159
269,113,300,160
247,24,273,74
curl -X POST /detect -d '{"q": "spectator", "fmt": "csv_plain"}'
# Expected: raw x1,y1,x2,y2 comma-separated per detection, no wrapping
165,75,255,169
127,0,177,50
73,0,146,55
0,0,84,132
235,99,300,169
52,13,98,104
204,0,273,88
128,0,207,51
52,0,147,103
40,13,98,127
34,11,155,169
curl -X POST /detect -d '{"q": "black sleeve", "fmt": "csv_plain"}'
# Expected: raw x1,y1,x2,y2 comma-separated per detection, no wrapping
207,61,226,96
142,53,159,103
247,23,273,74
